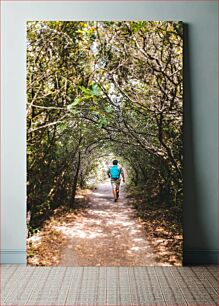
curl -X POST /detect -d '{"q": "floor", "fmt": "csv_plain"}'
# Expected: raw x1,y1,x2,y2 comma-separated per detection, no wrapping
1,265,218,305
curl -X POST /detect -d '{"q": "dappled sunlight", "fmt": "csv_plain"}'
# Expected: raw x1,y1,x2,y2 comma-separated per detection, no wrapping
55,224,106,239
55,182,168,266
27,181,181,266
27,174,182,266
92,191,111,198
56,184,150,247
27,234,41,244
26,21,183,267
75,195,84,199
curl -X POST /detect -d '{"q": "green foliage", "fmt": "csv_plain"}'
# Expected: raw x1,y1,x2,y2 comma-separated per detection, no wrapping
67,98,82,110
27,21,183,230
27,224,40,235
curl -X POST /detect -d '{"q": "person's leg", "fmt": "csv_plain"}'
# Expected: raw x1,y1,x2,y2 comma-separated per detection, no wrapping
112,186,116,198
111,180,117,200
116,179,121,199
113,187,117,201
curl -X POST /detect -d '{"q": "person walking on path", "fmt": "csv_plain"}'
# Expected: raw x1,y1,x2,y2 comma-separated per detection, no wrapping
107,160,125,202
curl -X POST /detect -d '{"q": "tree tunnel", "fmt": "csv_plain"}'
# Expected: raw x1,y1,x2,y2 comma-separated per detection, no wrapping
27,20,183,230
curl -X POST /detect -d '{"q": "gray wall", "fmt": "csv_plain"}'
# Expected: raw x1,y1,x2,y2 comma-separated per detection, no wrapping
1,1,218,264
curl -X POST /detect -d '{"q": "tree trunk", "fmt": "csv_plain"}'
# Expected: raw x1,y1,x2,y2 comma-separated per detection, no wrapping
69,150,81,208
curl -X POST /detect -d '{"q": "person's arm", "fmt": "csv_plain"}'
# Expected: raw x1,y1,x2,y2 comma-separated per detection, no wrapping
120,167,125,182
107,167,110,178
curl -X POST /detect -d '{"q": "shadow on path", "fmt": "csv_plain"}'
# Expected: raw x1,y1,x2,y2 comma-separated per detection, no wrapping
56,182,164,266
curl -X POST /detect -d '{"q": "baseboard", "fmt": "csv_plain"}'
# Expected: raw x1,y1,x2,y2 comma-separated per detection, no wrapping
183,249,218,265
0,249,26,264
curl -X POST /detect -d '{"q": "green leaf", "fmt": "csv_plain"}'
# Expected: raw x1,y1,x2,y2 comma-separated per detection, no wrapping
91,84,101,96
98,116,108,128
105,105,113,113
67,98,81,111
80,84,101,97
58,122,68,131
72,98,81,106
80,86,90,95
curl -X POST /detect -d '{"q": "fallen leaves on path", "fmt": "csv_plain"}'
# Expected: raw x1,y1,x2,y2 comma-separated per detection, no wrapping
27,185,182,266
27,190,90,266
57,183,160,266
126,187,183,266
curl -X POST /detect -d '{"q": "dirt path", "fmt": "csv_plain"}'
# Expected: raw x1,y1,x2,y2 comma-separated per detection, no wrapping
54,182,162,266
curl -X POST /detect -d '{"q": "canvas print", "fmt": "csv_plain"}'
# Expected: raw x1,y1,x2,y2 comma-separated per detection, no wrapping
26,21,183,266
